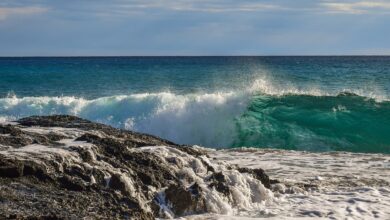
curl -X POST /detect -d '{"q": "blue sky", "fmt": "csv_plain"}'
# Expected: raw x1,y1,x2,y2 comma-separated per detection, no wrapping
0,0,390,56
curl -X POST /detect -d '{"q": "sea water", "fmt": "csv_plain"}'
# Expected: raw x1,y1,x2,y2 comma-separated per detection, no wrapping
1,56,389,153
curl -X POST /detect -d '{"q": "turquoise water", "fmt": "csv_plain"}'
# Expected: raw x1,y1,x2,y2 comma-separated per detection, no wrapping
0,57,389,153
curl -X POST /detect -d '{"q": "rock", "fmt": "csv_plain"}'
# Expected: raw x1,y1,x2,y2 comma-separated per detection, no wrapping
211,172,226,182
237,167,271,188
208,172,230,196
0,135,32,148
0,124,66,148
17,115,90,128
22,161,51,181
0,166,23,178
0,124,22,136
0,115,273,219
209,181,230,197
164,183,206,216
58,176,86,191
0,158,24,178
18,115,177,148
78,148,95,163
109,173,128,194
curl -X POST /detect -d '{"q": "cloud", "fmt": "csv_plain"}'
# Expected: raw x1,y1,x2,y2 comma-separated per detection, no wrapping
0,6,48,21
322,1,390,14
114,0,282,13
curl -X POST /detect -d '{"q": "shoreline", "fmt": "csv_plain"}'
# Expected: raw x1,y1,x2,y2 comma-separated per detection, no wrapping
0,115,389,219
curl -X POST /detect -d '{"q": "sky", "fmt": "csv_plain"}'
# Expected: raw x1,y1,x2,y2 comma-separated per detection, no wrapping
0,0,390,56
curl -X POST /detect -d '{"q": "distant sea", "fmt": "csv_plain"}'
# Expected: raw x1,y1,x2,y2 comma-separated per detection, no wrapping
0,56,389,153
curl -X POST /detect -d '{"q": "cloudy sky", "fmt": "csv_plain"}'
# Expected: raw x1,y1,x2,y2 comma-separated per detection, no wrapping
0,0,390,56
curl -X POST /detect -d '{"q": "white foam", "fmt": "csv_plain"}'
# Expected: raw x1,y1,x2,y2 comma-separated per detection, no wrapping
21,126,86,138
0,116,18,125
135,146,274,217
207,148,390,219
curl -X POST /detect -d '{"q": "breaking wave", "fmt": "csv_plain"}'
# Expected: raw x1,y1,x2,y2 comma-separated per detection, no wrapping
1,78,389,153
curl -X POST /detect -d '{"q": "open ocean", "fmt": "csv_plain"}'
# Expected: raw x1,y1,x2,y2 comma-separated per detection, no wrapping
1,56,389,153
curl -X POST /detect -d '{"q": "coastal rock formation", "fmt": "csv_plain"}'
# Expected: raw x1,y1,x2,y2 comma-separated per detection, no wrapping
0,115,273,219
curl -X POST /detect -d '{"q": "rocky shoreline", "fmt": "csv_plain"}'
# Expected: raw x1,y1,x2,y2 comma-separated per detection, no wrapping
0,115,273,219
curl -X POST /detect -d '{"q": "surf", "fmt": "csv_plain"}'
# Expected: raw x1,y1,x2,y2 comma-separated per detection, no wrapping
1,77,389,153
0,92,249,147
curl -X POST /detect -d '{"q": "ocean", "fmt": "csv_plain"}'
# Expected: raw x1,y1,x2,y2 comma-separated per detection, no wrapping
1,56,389,153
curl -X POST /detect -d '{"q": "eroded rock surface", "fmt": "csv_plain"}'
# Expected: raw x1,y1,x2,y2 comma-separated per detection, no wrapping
0,115,273,219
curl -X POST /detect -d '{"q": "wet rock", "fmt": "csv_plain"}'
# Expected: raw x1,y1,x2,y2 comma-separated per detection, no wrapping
208,172,230,196
109,173,129,194
0,115,273,219
17,115,90,128
0,165,23,178
237,167,271,188
0,124,66,148
0,158,24,178
18,115,177,148
210,172,226,182
77,148,95,163
58,176,86,191
0,135,32,148
209,181,230,196
0,124,22,136
91,168,108,186
22,161,51,181
64,165,90,182
165,183,206,216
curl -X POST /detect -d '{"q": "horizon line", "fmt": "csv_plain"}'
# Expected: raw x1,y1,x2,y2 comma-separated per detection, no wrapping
1,55,390,58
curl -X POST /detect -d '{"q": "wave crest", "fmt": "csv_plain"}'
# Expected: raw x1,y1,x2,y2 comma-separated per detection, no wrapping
249,78,388,102
1,77,388,150
0,92,249,147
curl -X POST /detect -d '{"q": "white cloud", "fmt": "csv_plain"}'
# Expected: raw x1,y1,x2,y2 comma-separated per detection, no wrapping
116,0,282,13
0,6,48,21
322,1,390,14
104,0,390,15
